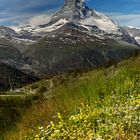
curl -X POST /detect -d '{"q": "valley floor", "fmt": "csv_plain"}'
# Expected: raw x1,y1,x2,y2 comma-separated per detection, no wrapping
0,54,140,140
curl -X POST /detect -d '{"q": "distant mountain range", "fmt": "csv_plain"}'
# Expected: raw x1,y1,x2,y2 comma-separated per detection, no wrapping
0,0,140,79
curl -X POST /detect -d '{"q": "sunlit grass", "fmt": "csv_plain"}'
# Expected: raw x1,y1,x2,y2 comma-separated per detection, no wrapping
3,54,140,140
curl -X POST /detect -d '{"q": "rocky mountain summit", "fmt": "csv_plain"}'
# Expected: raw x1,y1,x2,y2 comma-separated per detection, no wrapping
50,0,91,23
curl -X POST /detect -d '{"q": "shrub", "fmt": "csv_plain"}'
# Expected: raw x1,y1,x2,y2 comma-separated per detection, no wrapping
37,86,47,94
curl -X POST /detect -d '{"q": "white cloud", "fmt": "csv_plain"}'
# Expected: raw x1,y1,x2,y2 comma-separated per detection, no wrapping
106,12,140,28
24,14,53,27
0,0,62,26
0,9,56,27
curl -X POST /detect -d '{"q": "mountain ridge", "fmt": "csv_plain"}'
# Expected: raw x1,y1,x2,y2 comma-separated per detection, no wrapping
123,26,140,45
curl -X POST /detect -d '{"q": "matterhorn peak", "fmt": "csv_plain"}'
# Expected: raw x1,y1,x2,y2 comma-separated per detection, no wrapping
22,0,138,46
42,0,119,34
51,0,91,23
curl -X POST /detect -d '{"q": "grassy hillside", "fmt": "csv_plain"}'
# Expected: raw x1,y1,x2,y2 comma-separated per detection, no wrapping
0,53,140,140
0,62,39,91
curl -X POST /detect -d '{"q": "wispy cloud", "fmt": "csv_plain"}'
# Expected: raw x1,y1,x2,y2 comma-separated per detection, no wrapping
24,13,53,26
0,0,63,26
106,12,140,28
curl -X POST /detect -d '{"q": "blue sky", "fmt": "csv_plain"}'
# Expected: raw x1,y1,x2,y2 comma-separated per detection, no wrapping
0,0,140,28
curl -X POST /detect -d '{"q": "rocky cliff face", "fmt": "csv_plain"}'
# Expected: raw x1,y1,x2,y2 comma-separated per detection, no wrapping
51,0,91,22
123,26,140,45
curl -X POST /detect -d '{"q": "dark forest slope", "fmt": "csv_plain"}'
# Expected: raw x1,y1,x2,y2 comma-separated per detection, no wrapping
0,62,39,91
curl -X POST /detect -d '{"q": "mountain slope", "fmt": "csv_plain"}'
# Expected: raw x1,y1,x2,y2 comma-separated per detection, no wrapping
0,26,40,70
123,26,140,45
24,29,139,77
0,26,40,51
0,38,23,67
0,62,39,91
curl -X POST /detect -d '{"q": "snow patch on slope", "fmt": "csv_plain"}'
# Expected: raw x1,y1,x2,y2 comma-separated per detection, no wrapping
35,19,68,33
80,11,121,34
123,26,140,45
135,37,140,45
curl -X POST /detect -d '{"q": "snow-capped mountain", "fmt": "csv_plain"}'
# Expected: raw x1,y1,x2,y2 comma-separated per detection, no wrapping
123,26,140,45
14,0,137,46
36,0,121,35
0,0,137,47
39,0,119,34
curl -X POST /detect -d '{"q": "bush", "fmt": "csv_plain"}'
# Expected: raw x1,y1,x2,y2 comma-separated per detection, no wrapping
30,84,38,90
37,86,47,94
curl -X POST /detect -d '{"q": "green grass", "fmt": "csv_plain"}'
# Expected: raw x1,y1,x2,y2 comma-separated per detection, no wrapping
1,54,140,140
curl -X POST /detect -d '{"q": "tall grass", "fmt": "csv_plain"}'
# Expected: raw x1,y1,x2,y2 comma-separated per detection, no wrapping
3,55,140,140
